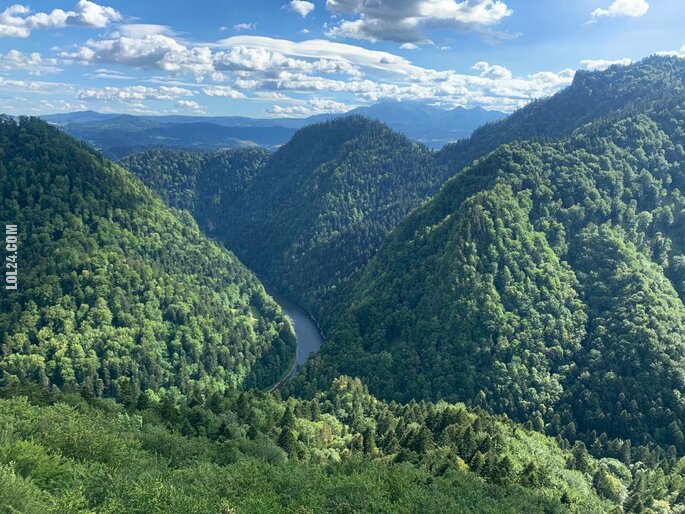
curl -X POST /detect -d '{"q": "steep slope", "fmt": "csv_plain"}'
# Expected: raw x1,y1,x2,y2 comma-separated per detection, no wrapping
216,116,448,323
293,57,685,451
0,116,295,398
119,147,270,233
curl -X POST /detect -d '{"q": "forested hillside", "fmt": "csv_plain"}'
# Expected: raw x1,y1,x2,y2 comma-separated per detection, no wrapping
122,118,453,325
215,117,448,323
437,56,685,173
0,116,295,397
119,147,270,233
4,376,684,513
293,57,685,453
1,115,649,514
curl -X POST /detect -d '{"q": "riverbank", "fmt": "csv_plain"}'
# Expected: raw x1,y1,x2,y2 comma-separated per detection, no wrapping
264,287,324,391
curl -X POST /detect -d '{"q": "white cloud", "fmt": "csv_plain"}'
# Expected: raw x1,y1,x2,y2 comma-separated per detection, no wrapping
58,32,579,114
212,36,574,112
87,68,136,79
590,0,649,22
0,76,73,92
325,0,513,43
77,85,194,103
0,1,120,38
267,97,351,117
213,45,315,73
0,50,61,75
67,0,121,27
401,43,418,50
176,99,205,112
580,58,633,71
472,61,512,79
254,91,292,100
202,85,246,98
216,36,416,75
234,22,255,31
655,45,685,58
62,34,215,75
290,0,315,18
116,24,173,38
37,98,87,112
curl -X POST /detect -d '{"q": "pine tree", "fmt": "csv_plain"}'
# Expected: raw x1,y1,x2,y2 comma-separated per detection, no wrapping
277,428,297,458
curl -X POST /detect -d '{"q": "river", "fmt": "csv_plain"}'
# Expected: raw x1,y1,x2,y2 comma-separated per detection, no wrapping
267,289,324,388
207,235,324,385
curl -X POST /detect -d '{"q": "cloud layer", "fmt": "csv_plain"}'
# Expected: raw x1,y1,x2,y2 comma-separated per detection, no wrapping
325,0,513,43
64,31,577,114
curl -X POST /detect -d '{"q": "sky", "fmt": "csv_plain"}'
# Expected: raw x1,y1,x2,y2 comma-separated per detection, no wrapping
0,0,683,118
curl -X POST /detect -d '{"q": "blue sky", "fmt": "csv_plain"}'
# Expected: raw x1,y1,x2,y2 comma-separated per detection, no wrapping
1,0,683,117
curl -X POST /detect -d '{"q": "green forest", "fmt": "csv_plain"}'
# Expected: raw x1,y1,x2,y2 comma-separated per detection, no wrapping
122,118,449,325
292,57,685,453
3,56,685,513
4,377,685,513
0,117,295,397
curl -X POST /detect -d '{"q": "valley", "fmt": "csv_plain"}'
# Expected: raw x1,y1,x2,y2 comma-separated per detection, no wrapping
3,56,685,512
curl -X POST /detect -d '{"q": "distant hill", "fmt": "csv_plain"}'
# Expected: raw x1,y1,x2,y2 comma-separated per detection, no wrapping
119,147,271,233
347,101,505,147
41,102,506,157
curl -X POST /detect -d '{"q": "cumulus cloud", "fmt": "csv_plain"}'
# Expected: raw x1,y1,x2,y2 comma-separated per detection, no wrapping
0,76,73,92
37,98,87,112
580,57,633,71
202,85,246,98
290,1,315,18
67,0,121,27
0,50,61,75
590,0,649,22
61,34,215,75
267,97,351,117
325,0,513,43
216,36,415,75
0,1,121,38
176,99,205,112
77,85,194,103
472,61,512,79
215,37,574,111
58,32,578,114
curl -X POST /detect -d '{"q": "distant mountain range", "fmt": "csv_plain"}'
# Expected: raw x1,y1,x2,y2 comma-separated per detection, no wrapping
40,101,506,157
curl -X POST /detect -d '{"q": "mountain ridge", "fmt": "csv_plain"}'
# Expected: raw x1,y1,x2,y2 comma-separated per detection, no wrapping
41,101,506,157
291,56,685,453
